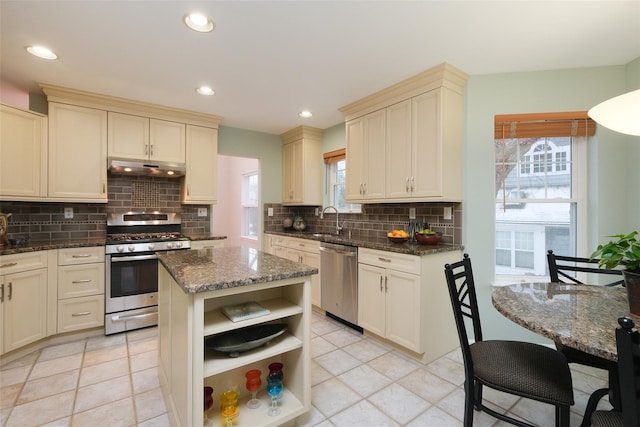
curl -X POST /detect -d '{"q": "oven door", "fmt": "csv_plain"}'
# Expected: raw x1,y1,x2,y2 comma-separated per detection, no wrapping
106,252,159,314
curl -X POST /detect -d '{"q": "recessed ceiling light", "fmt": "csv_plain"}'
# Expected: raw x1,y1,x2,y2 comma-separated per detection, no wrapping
196,86,215,96
26,45,57,60
184,13,215,33
167,171,175,176
299,110,313,118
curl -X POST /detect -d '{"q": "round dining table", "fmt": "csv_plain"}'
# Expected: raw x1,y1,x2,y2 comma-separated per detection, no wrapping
492,282,629,362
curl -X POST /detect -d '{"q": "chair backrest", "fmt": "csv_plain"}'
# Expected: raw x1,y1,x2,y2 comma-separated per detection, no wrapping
547,250,624,287
444,253,483,373
615,317,640,426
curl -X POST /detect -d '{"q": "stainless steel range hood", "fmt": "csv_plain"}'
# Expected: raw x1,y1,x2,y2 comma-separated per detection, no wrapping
108,158,186,178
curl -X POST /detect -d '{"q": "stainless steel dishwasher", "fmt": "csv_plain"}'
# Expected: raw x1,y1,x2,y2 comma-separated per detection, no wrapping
320,241,358,325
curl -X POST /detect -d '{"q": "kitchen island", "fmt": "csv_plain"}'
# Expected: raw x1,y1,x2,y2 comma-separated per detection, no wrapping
157,246,317,427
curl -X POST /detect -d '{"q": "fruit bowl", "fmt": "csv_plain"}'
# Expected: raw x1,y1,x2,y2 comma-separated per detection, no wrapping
415,232,442,245
387,236,409,244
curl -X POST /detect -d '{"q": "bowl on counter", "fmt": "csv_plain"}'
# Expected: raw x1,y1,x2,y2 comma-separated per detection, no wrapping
387,236,409,244
414,232,442,245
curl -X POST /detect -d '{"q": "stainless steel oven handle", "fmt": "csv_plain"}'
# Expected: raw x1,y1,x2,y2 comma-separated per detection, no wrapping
110,312,157,322
110,254,158,262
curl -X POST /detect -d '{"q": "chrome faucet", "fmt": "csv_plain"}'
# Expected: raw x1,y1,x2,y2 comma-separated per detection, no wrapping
321,206,342,235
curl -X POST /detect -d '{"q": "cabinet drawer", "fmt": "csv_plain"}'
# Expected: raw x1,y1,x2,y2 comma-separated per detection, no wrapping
58,262,105,299
0,251,49,275
287,237,319,253
270,236,289,248
57,295,104,333
190,240,224,250
58,246,105,265
358,247,420,275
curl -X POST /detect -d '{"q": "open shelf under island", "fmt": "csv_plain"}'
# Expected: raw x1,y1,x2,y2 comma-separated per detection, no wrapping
157,246,317,427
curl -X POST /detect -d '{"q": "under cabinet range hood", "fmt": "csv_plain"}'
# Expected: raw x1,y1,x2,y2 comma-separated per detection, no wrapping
108,158,186,178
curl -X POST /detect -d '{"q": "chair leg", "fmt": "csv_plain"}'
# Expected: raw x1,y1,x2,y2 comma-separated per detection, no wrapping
556,405,570,427
579,388,609,427
463,380,475,427
473,380,483,411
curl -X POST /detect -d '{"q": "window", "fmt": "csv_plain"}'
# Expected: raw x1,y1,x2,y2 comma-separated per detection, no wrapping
494,112,594,282
324,149,361,213
241,172,259,239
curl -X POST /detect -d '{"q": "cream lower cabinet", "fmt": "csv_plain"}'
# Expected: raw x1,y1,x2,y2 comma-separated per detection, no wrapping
265,235,321,308
57,247,105,333
182,125,218,204
47,102,108,202
0,251,50,355
358,247,461,362
0,104,47,200
190,239,225,250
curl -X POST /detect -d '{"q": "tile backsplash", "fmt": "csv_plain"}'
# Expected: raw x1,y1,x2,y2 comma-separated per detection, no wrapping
264,201,462,245
0,174,210,241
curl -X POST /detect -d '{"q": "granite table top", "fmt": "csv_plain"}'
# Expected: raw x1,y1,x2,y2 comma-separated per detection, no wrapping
492,282,630,361
157,246,318,294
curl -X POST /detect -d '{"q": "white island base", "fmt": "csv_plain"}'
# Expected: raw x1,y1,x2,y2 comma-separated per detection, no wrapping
157,254,313,427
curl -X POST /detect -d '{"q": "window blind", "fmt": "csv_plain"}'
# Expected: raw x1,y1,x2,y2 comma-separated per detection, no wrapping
323,148,345,164
495,111,596,139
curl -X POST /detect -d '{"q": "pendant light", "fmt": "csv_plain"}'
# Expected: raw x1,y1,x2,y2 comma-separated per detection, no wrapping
588,89,640,136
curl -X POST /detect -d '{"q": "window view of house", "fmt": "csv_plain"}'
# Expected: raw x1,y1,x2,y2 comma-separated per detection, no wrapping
495,136,584,279
327,158,361,213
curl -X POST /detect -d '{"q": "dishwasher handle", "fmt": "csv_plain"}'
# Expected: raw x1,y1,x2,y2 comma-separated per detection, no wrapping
319,246,357,257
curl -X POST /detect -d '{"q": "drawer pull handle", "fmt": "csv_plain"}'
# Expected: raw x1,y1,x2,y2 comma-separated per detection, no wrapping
72,254,92,258
0,262,18,268
377,257,391,263
72,311,91,317
111,312,156,322
72,279,92,284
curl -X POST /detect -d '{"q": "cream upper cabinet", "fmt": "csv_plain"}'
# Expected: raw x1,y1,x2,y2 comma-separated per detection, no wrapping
108,112,186,164
280,126,323,206
0,104,47,200
345,110,385,202
48,102,108,202
341,62,467,203
182,125,218,204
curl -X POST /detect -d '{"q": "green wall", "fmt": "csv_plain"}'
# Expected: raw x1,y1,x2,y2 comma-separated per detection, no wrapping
464,60,640,342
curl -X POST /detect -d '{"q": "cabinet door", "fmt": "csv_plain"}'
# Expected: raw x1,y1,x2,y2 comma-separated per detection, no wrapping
183,125,217,203
107,112,148,160
386,269,421,352
385,100,413,199
282,140,303,204
345,118,365,201
357,263,386,337
3,268,47,353
0,104,46,199
363,110,386,200
48,103,107,201
411,89,442,198
149,119,185,163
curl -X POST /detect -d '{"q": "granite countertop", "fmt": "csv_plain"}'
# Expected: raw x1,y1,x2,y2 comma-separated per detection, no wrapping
184,234,227,241
265,230,463,256
492,282,629,361
157,246,318,294
0,237,106,256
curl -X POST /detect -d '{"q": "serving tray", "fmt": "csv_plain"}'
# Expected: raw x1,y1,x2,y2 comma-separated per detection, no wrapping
205,323,288,358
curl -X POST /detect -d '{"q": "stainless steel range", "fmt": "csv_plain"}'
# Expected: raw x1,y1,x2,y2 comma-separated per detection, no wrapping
105,211,191,335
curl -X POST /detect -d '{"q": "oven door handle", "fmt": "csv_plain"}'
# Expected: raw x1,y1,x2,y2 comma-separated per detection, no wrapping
110,312,157,322
110,254,158,262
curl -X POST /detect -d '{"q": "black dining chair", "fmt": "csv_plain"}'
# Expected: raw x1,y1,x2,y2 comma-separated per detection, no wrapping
591,317,640,427
444,254,574,427
547,249,624,426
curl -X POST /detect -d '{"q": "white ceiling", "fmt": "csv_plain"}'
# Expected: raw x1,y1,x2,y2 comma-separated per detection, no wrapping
1,1,639,135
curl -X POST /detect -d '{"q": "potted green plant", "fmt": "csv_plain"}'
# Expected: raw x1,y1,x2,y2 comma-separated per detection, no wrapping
591,231,640,320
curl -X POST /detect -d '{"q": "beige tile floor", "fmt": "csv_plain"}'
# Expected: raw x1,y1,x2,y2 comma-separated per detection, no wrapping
1,311,611,427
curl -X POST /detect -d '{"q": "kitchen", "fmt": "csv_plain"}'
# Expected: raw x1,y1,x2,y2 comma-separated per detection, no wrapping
1,2,640,426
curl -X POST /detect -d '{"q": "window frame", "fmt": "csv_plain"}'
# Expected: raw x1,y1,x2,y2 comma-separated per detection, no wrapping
241,171,259,240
